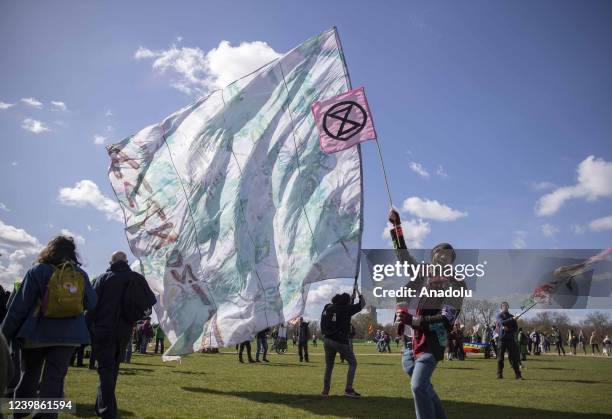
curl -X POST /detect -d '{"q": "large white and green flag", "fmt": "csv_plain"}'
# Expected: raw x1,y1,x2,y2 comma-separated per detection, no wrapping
107,28,362,356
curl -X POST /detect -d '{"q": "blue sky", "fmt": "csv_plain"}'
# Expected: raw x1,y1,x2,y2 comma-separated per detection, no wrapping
1,1,611,321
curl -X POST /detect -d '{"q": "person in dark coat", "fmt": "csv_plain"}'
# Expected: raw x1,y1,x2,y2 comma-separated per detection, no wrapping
298,317,310,362
86,251,140,419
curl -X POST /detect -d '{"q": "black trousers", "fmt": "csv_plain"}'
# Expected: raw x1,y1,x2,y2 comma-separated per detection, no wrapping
89,344,97,369
93,333,130,419
154,338,164,354
70,345,85,367
15,346,75,419
497,339,521,377
298,342,309,361
556,341,566,355
239,341,253,361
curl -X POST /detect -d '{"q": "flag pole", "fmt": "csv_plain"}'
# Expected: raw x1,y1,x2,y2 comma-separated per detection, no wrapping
515,302,538,320
334,26,397,302
333,27,394,211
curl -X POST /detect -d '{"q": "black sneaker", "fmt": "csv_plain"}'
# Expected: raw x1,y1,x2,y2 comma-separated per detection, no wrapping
255,359,261,363
497,374,503,379
344,389,361,398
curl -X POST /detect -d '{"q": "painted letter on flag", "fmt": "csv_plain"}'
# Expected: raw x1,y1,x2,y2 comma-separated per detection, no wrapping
312,86,377,154
106,28,363,357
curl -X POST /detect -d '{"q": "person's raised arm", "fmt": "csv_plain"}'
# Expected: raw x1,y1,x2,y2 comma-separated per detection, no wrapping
348,290,366,316
388,209,418,266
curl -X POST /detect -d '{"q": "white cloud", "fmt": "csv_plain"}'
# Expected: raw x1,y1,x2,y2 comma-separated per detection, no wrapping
57,180,122,221
535,156,612,216
0,220,42,287
21,97,43,108
408,162,430,178
106,125,113,132
135,39,281,95
382,219,431,248
94,134,106,145
22,118,50,134
305,278,353,307
588,214,612,232
50,101,67,111
402,219,431,247
0,203,9,212
512,230,527,249
11,161,18,167
0,101,14,110
0,220,39,251
530,181,556,191
571,224,586,235
60,228,85,245
436,164,448,179
402,197,467,222
105,110,113,117
540,223,559,237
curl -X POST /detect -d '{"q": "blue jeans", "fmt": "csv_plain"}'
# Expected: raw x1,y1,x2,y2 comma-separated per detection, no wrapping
256,337,268,360
402,349,447,419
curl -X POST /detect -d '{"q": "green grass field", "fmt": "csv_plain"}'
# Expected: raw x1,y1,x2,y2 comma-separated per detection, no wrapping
60,343,612,419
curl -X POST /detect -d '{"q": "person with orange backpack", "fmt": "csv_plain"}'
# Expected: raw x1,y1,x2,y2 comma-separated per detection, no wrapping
1,235,96,417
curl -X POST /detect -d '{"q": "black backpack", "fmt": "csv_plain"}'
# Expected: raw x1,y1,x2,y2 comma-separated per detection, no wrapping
122,273,157,322
321,303,338,336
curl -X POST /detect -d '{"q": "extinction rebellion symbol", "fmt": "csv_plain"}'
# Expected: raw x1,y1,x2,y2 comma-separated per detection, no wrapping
323,101,368,141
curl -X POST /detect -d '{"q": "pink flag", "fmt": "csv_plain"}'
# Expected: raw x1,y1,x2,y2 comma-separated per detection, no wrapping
312,87,377,154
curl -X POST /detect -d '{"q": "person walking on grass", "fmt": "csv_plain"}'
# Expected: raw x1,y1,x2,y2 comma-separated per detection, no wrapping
256,328,270,362
154,324,165,354
552,326,565,356
1,235,96,419
591,331,600,355
298,317,310,362
568,329,578,355
603,335,611,356
321,290,365,398
578,329,587,355
238,340,255,363
517,328,528,362
87,251,153,419
139,318,153,354
496,302,522,380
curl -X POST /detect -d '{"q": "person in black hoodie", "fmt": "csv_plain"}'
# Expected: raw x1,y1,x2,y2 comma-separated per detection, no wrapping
321,290,365,398
86,251,139,419
298,317,310,362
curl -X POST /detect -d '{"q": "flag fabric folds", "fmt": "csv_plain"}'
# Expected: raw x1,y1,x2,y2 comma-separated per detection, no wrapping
312,87,377,154
107,28,363,357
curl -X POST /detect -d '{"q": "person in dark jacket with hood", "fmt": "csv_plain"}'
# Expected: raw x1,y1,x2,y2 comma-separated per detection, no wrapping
86,251,139,419
321,290,365,398
1,235,96,418
298,317,310,362
495,302,522,379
